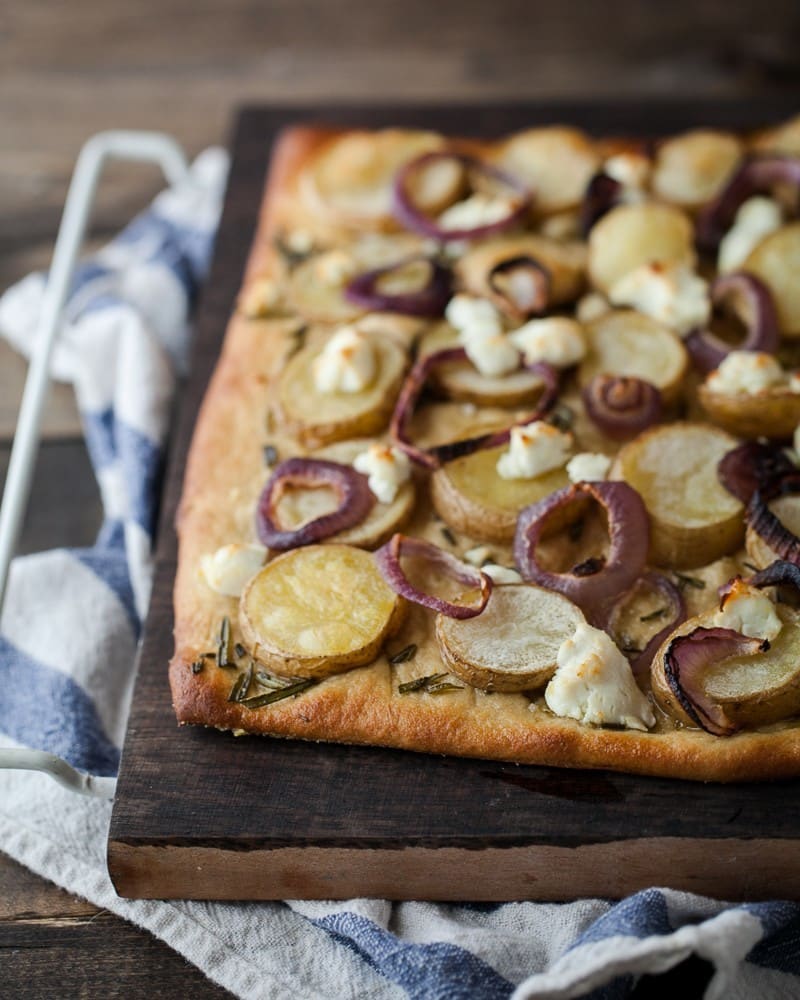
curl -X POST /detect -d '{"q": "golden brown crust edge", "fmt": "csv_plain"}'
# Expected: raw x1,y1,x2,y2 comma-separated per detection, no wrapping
169,124,800,784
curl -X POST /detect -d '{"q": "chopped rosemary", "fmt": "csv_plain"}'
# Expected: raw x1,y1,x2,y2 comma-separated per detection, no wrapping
255,669,292,690
572,556,605,577
426,681,466,695
191,659,205,674
234,642,247,660
202,651,216,659
675,572,705,591
228,662,254,703
440,526,457,546
743,561,758,573
398,672,448,694
640,607,667,623
263,444,279,468
274,233,313,268
622,644,642,655
286,324,308,358
548,403,575,432
216,616,232,668
388,643,418,665
241,678,316,708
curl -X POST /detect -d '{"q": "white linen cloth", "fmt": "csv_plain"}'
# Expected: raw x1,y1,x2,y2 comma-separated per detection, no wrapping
1,149,800,1000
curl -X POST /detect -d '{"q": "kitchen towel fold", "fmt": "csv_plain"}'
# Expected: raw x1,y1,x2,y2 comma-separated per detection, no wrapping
1,150,800,1000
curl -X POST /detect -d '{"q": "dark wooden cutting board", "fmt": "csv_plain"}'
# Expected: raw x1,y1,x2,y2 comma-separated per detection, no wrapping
108,100,800,902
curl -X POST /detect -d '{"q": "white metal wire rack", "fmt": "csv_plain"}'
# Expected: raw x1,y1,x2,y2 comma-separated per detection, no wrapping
0,131,190,799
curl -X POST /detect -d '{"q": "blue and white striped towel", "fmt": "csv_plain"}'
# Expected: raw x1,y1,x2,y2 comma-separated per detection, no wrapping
1,148,800,1000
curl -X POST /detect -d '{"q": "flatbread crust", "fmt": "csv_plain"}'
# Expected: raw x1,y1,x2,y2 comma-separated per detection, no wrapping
169,124,800,783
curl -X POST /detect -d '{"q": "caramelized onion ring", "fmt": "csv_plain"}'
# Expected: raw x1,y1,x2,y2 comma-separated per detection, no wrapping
663,626,769,736
582,374,663,440
685,272,780,374
487,255,550,320
513,481,650,627
717,440,797,505
390,348,559,469
750,559,800,596
696,155,800,251
580,172,623,236
393,151,531,241
344,255,452,317
746,479,800,566
374,533,492,619
256,457,374,550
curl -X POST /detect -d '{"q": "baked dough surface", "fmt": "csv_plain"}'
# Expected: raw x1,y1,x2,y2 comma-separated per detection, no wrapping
169,124,800,782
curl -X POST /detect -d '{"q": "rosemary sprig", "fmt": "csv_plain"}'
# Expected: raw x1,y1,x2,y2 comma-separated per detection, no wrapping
263,444,279,468
440,526,457,547
742,561,758,573
228,662,254,703
191,659,205,675
675,572,705,591
426,681,466,695
234,642,247,660
640,607,667,623
216,616,232,668
241,678,316,709
398,672,454,694
255,669,292,690
388,643,418,665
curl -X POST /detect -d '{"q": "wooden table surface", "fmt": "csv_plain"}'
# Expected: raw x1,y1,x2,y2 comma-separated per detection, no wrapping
1,0,798,995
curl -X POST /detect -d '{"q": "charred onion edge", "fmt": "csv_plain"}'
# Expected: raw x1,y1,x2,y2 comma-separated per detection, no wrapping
695,154,800,251
374,533,492,619
610,572,686,677
750,559,800,597
717,440,797,505
662,626,769,736
392,151,532,241
390,348,559,469
487,255,551,320
685,272,780,374
255,457,374,550
581,374,663,441
344,255,452,317
746,477,800,566
580,171,623,236
513,481,650,628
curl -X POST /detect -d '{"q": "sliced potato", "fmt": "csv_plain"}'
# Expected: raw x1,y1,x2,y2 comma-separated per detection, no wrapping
436,583,585,692
278,334,408,447
299,129,462,230
431,444,569,543
743,223,800,337
495,127,600,214
278,439,416,549
418,322,546,407
652,130,742,208
240,544,404,678
610,423,744,569
698,381,800,439
588,202,695,295
746,495,800,569
455,234,587,314
286,249,364,323
578,309,689,406
651,605,800,730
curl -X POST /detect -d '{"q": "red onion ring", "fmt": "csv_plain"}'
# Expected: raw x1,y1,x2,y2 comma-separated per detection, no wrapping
746,480,800,566
684,272,780,374
717,441,797,504
750,559,800,596
514,481,650,628
582,375,663,440
580,172,623,236
696,154,800,251
344,255,452,317
390,348,559,469
374,533,492,619
609,572,686,677
392,151,531,241
256,457,374,550
487,255,550,320
663,626,769,736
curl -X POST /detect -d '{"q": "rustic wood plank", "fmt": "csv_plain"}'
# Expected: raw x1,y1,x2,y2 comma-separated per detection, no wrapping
109,100,800,904
0,854,98,921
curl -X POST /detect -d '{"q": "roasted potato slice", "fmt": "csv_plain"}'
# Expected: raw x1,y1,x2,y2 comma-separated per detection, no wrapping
651,130,742,208
588,202,695,295
743,223,800,337
455,234,587,314
240,544,404,678
495,127,600,214
746,495,800,569
578,309,689,406
286,249,365,323
436,583,585,692
651,605,800,730
278,334,408,447
698,380,800,439
418,322,546,407
278,439,416,549
431,444,569,543
610,423,744,569
299,129,462,230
